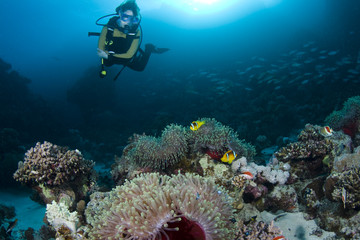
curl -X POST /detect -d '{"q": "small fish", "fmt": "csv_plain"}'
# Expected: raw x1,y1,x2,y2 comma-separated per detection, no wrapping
6,219,18,235
196,192,200,200
342,187,346,208
244,215,257,225
273,213,287,222
239,171,254,180
319,126,333,137
190,121,205,131
328,50,339,56
220,150,237,164
273,236,286,240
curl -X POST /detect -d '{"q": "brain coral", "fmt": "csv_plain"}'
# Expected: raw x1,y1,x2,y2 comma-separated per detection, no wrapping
13,141,94,186
128,124,189,169
85,172,236,240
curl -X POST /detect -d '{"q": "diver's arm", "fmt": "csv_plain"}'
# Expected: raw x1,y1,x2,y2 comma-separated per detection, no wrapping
98,27,108,53
112,29,141,59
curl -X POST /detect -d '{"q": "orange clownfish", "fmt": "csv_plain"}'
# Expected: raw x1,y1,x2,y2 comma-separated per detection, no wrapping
220,150,237,164
190,120,205,131
273,236,286,240
319,126,333,137
239,171,254,180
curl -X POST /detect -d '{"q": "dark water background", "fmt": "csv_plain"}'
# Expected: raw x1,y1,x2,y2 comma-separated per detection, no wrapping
1,0,359,188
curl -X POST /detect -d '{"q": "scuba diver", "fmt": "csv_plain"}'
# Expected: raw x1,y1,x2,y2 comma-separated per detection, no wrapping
95,0,169,80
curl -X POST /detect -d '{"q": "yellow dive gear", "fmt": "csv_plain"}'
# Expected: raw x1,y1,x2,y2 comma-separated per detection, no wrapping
100,59,107,78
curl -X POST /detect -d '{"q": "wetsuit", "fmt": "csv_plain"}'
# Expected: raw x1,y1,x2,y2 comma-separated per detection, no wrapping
98,17,151,71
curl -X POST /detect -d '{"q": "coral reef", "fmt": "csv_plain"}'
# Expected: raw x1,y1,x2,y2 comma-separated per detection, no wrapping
246,162,290,185
45,200,79,238
133,124,189,169
13,141,96,207
331,166,360,209
13,141,95,187
198,154,234,187
112,124,189,174
189,118,256,160
85,172,236,240
111,120,255,185
332,146,360,173
230,155,292,211
235,219,283,240
264,185,298,212
275,124,334,162
325,96,360,140
274,124,351,179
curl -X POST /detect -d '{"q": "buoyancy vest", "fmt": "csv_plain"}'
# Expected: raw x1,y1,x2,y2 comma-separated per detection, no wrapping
104,17,140,56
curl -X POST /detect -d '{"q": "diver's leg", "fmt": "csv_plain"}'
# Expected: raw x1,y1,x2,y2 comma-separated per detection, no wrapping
126,47,152,72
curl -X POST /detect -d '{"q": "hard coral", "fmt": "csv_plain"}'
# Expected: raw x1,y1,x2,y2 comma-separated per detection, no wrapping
235,220,283,240
275,124,334,162
264,185,298,212
46,200,79,236
331,166,360,209
13,141,96,207
13,141,94,187
85,172,236,240
189,118,255,160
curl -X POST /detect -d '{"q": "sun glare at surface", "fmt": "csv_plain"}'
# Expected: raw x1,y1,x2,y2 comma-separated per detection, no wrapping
166,0,238,14
133,0,282,28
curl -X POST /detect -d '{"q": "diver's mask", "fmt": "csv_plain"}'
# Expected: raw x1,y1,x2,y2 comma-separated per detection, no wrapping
117,12,141,35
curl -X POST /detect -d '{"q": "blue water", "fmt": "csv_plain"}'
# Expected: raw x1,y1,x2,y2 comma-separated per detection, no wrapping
0,0,359,238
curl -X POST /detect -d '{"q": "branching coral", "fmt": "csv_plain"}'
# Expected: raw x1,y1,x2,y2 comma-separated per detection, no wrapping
274,124,353,181
13,141,95,187
13,141,96,208
275,124,334,162
85,172,236,240
235,220,283,240
189,118,255,160
331,166,360,209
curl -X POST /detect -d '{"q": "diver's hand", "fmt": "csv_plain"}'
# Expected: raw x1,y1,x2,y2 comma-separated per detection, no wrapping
97,48,108,59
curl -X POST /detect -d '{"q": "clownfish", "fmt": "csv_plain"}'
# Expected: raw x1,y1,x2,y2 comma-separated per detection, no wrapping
239,171,254,180
272,236,286,240
190,121,205,131
319,126,333,137
221,150,237,164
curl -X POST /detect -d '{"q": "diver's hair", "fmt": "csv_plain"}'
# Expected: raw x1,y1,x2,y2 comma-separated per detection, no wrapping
116,0,140,16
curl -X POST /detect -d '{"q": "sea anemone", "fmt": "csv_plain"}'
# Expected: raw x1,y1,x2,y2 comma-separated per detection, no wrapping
131,124,189,169
189,118,255,160
85,172,236,240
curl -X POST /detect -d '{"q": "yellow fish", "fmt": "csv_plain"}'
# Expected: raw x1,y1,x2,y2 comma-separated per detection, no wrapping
221,150,237,164
190,121,205,131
